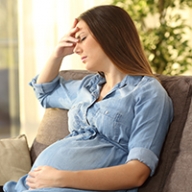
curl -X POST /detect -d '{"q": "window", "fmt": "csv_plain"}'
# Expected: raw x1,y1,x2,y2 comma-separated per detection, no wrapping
0,0,20,138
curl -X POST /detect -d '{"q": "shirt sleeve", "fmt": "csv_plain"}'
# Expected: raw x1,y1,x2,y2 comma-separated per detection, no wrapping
126,77,173,176
29,74,93,109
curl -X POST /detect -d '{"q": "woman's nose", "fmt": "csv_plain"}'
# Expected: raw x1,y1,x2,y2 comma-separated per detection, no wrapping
73,43,81,54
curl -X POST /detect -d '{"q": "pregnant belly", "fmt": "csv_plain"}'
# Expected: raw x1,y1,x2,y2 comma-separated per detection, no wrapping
32,133,127,171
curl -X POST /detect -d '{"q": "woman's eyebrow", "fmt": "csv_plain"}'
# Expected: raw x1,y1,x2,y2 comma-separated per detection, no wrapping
75,31,85,39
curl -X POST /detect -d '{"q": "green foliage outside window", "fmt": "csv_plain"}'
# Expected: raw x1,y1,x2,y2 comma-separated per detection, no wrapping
111,0,192,75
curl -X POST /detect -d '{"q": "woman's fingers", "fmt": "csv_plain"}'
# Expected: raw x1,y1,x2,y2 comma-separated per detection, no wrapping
59,36,78,44
71,18,79,28
52,19,79,58
69,19,79,38
26,166,60,189
69,26,79,38
59,24,79,46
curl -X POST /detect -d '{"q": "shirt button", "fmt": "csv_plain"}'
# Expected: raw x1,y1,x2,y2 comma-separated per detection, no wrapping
105,111,108,114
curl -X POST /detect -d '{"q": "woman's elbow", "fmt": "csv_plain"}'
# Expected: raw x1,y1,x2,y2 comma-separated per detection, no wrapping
135,171,150,187
125,160,151,188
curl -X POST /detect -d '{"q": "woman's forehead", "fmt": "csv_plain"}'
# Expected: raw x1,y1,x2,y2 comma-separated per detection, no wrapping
75,20,89,37
76,20,88,29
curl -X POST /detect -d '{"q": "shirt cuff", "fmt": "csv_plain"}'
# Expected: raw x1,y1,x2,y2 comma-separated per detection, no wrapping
126,147,158,176
29,75,60,94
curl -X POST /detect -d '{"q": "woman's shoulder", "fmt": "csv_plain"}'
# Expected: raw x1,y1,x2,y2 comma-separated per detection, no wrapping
127,75,169,98
125,75,161,88
142,76,166,93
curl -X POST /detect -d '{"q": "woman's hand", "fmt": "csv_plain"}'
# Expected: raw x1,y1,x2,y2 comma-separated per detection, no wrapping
53,18,79,59
26,166,61,189
35,19,79,84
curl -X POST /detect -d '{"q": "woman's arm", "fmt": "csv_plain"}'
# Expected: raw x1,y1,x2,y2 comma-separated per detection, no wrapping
26,160,150,191
36,19,79,84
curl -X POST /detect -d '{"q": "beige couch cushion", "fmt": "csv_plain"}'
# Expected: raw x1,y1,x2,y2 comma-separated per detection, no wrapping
0,135,31,185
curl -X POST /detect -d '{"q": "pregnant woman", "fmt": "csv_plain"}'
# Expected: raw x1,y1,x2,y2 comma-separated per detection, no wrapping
3,5,173,192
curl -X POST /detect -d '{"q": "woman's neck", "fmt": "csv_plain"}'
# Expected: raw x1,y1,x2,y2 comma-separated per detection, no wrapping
96,70,126,102
104,70,126,90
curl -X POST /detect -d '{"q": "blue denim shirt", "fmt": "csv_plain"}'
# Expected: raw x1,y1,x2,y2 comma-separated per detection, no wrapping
4,73,173,192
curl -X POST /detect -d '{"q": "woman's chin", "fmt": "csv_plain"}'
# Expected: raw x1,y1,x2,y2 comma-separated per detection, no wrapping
85,66,98,73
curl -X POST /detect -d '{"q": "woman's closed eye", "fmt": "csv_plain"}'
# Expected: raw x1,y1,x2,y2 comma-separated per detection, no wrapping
80,36,86,42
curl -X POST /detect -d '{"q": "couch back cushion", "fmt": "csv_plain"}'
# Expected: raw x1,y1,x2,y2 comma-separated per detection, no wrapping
30,71,192,192
139,75,192,192
162,98,192,192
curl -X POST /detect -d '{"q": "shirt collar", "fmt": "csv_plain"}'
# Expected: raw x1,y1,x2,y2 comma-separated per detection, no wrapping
86,73,144,93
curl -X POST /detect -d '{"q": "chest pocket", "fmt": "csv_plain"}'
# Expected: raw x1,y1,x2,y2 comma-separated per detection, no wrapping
95,107,124,141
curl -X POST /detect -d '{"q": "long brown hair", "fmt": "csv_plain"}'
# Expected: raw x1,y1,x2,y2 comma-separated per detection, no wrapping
78,5,154,77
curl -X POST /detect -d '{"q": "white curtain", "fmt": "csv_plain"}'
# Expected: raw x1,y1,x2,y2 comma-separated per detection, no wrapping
18,0,108,145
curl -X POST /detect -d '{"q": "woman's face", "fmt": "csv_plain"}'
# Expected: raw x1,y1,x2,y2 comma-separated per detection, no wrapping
73,20,112,72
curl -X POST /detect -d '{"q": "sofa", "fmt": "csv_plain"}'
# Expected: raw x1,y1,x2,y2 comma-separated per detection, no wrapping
1,69,192,192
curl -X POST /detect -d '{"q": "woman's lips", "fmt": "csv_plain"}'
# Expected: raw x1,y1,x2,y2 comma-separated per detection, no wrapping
81,56,87,63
